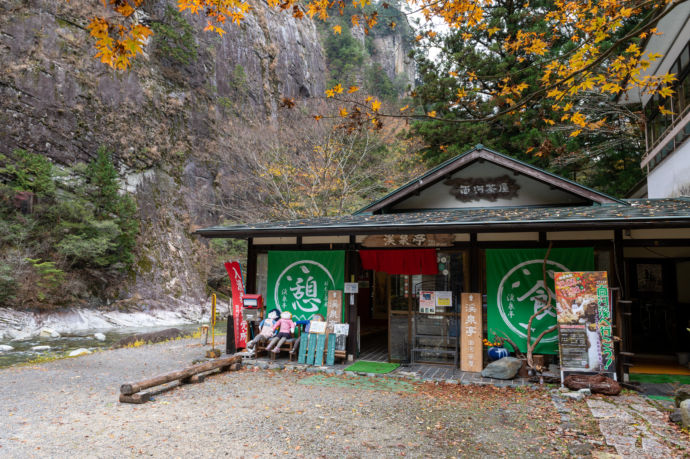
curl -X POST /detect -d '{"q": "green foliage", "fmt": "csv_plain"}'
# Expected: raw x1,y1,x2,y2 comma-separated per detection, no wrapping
151,6,198,66
57,146,139,269
0,149,55,196
26,258,64,300
230,64,248,91
365,63,397,102
0,263,17,303
324,25,366,88
412,0,561,167
411,0,644,196
57,220,120,267
0,145,140,308
87,146,120,217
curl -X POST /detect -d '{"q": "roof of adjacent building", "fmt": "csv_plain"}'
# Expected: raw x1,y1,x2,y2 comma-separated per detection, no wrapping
196,198,690,238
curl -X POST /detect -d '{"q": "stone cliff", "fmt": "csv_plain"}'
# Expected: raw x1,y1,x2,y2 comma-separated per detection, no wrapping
0,0,416,318
0,0,326,312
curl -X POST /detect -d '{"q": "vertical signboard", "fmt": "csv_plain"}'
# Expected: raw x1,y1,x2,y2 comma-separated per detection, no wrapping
554,271,614,374
461,293,483,372
325,290,343,335
225,261,247,349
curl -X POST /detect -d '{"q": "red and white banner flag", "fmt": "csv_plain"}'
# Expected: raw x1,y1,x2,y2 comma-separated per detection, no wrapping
224,261,247,349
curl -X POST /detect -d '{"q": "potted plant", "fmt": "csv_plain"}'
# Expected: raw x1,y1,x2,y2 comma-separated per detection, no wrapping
483,334,509,361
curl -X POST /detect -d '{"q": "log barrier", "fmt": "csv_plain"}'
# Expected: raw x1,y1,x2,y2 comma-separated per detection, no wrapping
119,355,242,403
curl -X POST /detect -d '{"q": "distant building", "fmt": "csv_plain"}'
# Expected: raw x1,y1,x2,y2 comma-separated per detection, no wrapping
621,5,690,198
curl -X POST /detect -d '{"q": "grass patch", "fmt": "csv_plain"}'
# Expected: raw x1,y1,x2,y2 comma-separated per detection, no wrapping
344,361,400,374
629,373,690,384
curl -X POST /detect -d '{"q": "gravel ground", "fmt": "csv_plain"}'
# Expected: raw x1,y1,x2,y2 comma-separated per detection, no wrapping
0,338,611,458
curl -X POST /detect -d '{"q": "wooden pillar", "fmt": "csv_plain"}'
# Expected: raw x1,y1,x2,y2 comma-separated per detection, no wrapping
346,235,359,357
245,237,256,293
613,230,627,298
469,233,479,292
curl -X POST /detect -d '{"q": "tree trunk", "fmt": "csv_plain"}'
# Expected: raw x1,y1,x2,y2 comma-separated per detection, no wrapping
120,355,241,395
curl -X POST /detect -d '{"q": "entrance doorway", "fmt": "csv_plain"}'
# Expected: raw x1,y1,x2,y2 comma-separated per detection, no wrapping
359,250,469,364
627,259,681,355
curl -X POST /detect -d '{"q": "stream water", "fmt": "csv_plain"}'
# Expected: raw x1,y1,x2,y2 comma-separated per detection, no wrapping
0,321,228,368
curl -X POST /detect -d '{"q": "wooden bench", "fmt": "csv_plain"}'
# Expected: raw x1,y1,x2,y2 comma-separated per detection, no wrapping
257,339,297,360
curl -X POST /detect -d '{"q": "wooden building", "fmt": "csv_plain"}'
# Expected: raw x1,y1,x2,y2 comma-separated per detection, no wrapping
197,146,690,375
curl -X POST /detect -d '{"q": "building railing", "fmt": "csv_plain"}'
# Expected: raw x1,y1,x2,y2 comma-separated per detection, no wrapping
642,104,690,171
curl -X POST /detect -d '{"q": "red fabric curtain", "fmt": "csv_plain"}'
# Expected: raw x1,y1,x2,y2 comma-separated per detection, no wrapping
359,249,438,275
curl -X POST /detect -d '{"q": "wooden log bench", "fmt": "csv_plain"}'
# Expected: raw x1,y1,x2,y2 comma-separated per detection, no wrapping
119,355,242,404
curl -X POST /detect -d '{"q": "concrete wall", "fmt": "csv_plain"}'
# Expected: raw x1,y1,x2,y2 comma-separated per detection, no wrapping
648,139,690,198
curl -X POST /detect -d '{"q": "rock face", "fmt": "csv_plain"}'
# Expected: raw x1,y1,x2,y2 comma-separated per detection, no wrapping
368,33,415,90
0,0,327,312
481,357,523,380
116,327,185,347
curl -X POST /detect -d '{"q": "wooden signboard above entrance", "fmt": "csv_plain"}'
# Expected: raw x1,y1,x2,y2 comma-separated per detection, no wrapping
461,293,483,373
361,234,454,248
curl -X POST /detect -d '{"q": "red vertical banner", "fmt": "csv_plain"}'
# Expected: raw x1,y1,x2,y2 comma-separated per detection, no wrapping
225,261,247,349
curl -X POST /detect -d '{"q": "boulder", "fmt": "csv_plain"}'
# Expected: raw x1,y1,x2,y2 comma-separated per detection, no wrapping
39,327,60,338
680,400,690,428
675,385,690,408
116,328,184,347
481,357,523,380
31,345,51,351
94,333,106,341
670,408,682,424
0,344,14,352
69,348,92,357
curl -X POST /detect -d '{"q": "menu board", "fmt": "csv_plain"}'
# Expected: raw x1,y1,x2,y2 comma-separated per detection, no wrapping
460,293,483,372
555,271,615,373
558,325,589,369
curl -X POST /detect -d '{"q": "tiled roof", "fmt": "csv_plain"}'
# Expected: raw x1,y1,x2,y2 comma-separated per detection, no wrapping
196,198,690,238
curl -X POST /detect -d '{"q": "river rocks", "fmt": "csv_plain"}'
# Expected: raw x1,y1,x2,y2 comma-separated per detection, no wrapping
116,328,184,347
481,357,523,380
675,385,690,407
94,333,106,341
32,345,51,351
0,344,14,352
39,327,60,338
68,348,92,357
561,391,585,402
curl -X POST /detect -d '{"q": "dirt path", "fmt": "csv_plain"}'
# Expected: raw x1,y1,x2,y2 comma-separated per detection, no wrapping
0,339,673,457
